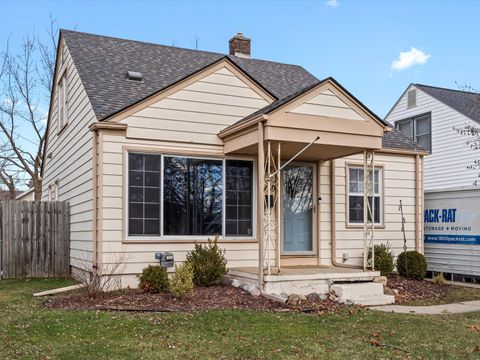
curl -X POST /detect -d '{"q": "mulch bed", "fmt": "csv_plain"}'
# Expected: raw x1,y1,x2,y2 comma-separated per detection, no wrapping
387,275,451,304
43,285,343,315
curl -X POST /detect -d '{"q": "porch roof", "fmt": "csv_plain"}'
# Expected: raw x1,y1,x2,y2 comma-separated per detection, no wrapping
219,78,388,160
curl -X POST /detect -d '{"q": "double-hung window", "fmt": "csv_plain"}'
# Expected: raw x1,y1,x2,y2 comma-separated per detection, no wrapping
347,166,382,225
127,152,254,238
395,113,431,152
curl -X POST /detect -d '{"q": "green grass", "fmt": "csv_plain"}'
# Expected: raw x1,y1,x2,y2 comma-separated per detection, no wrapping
410,286,480,306
2,279,480,359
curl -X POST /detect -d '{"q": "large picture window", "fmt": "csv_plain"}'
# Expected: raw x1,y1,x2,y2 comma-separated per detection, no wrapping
347,166,382,225
127,152,254,238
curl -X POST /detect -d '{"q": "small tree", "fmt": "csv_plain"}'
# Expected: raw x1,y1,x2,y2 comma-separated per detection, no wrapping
453,83,480,186
0,18,57,200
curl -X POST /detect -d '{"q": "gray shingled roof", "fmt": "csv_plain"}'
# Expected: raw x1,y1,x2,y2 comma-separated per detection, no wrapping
61,29,423,152
416,84,480,125
61,30,318,121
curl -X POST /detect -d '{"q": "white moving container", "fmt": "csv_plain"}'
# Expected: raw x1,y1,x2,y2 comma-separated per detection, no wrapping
424,188,480,282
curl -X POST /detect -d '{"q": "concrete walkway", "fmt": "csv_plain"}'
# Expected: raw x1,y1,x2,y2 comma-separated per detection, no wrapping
370,300,480,314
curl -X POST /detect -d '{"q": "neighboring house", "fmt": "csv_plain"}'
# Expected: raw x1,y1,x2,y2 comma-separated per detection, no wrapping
42,30,426,296
16,188,35,201
386,84,480,281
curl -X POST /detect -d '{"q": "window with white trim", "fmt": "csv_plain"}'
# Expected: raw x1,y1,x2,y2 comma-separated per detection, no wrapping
57,73,68,131
395,113,431,152
48,181,59,201
407,89,416,108
347,166,382,225
127,152,254,238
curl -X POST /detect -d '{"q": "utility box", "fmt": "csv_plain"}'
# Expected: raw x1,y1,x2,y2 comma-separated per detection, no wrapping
154,252,174,269
424,188,480,282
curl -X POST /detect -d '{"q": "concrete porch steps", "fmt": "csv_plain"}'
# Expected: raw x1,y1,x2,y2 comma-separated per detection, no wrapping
331,283,395,306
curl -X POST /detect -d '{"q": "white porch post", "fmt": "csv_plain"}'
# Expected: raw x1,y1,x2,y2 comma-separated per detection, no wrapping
257,122,265,288
363,149,375,270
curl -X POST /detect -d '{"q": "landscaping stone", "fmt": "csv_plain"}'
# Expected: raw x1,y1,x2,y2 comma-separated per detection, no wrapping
373,276,388,287
307,293,324,302
287,294,303,305
249,288,261,297
384,287,395,296
242,284,256,292
221,277,232,286
231,279,241,288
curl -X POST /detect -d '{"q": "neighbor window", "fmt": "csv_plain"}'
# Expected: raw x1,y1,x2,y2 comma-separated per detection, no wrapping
127,152,254,238
57,73,68,131
407,89,417,108
395,113,431,152
347,166,382,225
48,181,59,201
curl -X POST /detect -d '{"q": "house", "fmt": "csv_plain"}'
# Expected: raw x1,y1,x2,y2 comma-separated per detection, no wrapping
386,84,480,281
42,30,427,300
16,188,35,201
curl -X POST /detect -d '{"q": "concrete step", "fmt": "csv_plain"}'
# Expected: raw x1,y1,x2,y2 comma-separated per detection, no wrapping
350,294,395,306
331,282,384,299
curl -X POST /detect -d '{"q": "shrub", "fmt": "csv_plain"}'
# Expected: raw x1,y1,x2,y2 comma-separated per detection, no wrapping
169,263,194,298
432,272,446,286
138,265,169,293
185,238,227,287
396,251,427,280
368,243,395,277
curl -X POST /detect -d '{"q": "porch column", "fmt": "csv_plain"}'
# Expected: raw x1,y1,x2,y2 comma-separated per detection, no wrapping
363,149,375,270
257,122,265,289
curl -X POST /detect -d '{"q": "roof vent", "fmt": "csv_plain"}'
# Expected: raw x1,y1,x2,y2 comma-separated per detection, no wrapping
127,71,143,81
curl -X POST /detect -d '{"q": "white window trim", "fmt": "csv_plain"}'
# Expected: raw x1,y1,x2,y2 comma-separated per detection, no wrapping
57,71,68,133
346,164,384,227
124,150,257,242
48,181,59,201
407,88,417,108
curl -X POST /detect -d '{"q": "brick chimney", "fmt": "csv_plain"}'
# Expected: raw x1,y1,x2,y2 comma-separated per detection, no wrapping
229,32,251,58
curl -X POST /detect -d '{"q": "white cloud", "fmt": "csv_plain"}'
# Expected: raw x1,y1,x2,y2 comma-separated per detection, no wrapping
326,0,339,7
391,47,431,71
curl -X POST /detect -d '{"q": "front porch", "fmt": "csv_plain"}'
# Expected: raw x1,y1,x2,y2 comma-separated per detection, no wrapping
228,266,381,298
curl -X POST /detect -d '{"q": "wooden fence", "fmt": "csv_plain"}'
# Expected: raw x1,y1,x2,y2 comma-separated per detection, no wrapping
0,201,70,279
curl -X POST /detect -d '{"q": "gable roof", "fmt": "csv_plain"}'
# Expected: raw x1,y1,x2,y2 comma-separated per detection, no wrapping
415,84,480,125
61,30,318,121
59,29,424,153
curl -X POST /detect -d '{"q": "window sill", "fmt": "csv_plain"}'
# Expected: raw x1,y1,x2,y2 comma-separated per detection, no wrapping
122,237,258,244
57,122,69,136
345,223,385,230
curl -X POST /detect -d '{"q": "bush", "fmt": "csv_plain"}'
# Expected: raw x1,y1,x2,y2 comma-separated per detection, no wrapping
432,272,446,286
185,238,227,287
397,251,427,280
169,263,194,298
138,265,169,293
368,243,395,277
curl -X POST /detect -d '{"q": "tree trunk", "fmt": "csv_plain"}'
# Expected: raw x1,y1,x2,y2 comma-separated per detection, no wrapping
33,178,42,202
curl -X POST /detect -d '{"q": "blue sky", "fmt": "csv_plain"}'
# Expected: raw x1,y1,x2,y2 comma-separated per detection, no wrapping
1,0,479,117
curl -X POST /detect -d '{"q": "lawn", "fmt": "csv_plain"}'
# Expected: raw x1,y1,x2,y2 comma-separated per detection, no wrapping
1,279,480,359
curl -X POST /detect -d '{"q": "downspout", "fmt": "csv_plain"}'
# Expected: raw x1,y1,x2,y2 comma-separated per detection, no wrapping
257,120,266,290
415,154,422,253
91,128,99,272
330,159,362,269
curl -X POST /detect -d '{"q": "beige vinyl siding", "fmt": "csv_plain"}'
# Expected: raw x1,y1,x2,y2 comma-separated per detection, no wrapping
122,67,269,145
385,85,478,190
101,67,270,283
288,89,365,120
41,43,97,270
318,153,420,266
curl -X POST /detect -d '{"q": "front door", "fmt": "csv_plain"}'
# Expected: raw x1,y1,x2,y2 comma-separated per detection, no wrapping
282,163,315,254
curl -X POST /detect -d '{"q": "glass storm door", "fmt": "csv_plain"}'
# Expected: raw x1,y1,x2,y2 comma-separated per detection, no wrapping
282,164,314,254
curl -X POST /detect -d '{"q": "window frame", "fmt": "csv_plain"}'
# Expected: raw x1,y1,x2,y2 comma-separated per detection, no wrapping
394,112,432,153
124,149,256,242
345,163,384,228
407,88,417,108
57,69,68,133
